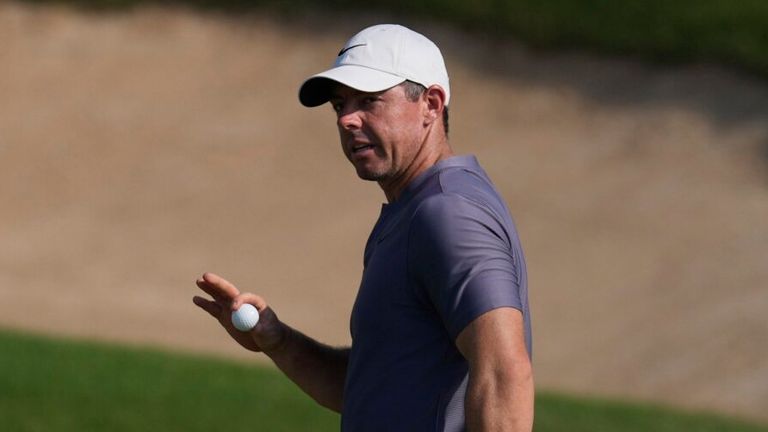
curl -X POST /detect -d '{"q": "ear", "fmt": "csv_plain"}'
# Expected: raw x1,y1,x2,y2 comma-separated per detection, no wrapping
422,85,446,127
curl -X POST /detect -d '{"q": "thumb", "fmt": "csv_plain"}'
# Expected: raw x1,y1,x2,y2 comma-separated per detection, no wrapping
232,292,268,312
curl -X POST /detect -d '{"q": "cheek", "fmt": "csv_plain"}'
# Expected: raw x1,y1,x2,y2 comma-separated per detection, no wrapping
391,118,422,152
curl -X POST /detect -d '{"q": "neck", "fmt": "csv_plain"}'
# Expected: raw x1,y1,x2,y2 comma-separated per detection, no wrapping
380,133,453,203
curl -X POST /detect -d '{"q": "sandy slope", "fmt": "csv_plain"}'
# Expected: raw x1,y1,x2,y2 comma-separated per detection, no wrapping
1,2,766,422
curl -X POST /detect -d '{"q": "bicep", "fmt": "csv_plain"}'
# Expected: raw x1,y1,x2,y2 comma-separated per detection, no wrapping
456,307,535,431
455,307,530,372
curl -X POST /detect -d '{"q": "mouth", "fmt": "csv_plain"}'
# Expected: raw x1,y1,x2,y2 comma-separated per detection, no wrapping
352,143,376,154
350,141,376,155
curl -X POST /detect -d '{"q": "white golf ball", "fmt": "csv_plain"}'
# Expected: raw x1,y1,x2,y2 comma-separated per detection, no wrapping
231,303,260,331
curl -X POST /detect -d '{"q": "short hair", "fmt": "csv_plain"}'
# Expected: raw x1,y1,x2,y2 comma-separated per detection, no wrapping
401,81,449,137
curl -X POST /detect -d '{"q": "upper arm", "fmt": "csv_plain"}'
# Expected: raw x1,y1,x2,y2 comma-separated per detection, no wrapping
455,307,531,373
456,307,534,431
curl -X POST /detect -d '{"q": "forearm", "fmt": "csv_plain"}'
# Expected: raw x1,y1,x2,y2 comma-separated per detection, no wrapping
264,323,349,412
465,363,534,431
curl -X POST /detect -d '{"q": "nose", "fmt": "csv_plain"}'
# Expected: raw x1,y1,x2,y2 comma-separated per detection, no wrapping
337,105,362,131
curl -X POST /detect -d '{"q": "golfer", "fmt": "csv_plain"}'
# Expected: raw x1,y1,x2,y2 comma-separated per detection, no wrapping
194,24,533,431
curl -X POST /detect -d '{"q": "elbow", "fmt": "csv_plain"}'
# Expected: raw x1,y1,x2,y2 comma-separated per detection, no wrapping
314,394,344,414
312,384,346,414
507,358,535,431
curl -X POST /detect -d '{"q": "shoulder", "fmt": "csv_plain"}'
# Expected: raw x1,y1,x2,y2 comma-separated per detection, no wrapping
408,190,511,261
411,172,508,242
438,165,500,203
411,192,484,233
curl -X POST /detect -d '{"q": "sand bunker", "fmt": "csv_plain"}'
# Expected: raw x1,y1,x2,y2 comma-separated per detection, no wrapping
1,2,766,422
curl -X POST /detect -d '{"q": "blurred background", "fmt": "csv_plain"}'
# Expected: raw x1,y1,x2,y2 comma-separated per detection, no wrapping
1,0,767,430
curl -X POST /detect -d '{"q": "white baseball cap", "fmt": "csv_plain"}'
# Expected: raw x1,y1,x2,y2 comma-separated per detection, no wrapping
298,24,450,107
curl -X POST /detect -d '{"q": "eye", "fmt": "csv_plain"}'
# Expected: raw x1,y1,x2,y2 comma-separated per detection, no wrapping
330,101,343,114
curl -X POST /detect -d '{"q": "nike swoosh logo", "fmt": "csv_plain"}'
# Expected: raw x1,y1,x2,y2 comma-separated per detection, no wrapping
338,43,366,56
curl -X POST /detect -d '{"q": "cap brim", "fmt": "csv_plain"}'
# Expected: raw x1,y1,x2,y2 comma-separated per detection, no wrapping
298,65,406,107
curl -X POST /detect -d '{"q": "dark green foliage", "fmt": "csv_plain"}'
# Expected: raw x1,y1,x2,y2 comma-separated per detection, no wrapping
19,0,768,77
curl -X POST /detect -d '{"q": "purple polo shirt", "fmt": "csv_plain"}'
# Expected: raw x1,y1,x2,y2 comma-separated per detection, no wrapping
341,155,531,431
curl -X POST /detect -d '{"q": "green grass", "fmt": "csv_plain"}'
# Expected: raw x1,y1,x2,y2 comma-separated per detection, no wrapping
1,328,766,431
535,391,768,432
19,0,768,79
0,329,339,431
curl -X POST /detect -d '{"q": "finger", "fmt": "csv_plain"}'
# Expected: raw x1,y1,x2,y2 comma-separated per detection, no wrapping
201,272,241,299
193,295,223,319
195,274,237,303
232,292,268,312
196,278,227,303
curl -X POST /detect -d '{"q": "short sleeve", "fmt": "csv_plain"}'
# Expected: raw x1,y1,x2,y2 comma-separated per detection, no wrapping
408,193,523,340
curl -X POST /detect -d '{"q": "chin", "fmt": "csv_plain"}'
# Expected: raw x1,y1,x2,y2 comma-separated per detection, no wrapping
355,171,382,182
354,166,388,182
350,155,394,181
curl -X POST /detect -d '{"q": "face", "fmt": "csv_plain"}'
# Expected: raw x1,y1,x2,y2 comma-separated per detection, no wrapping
329,83,426,187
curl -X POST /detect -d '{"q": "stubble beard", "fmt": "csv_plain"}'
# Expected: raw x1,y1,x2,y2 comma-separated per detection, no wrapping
349,146,394,182
354,162,391,182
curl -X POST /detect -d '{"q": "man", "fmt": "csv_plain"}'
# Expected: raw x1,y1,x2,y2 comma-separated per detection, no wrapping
193,24,533,431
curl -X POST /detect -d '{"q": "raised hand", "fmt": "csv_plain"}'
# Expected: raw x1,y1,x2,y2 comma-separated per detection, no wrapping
193,272,287,353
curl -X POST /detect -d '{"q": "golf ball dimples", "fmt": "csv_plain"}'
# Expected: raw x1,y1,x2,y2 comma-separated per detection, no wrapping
231,304,260,331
